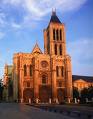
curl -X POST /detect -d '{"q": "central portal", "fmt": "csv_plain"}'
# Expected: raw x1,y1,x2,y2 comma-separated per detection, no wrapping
39,85,51,103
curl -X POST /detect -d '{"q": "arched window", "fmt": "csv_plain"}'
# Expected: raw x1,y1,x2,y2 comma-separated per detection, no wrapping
30,65,33,76
59,44,62,55
55,44,57,55
27,82,30,87
56,66,59,77
56,29,59,40
42,75,47,84
60,29,62,40
61,66,64,77
58,81,62,87
53,29,55,40
24,65,27,76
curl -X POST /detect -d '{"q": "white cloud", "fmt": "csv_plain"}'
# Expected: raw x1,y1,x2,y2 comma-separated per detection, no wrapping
0,32,5,40
0,0,87,30
11,22,22,29
67,38,93,76
2,0,22,5
0,13,7,27
2,0,87,19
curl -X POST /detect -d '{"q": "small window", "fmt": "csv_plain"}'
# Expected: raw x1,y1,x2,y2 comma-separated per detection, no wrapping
27,82,30,87
53,29,55,40
42,75,47,84
60,29,62,40
55,44,57,55
59,44,62,55
30,65,33,76
58,81,62,87
56,29,59,40
24,65,27,76
56,66,59,77
61,66,64,77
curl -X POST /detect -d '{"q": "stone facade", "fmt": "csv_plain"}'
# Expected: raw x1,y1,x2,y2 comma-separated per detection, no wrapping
13,11,73,103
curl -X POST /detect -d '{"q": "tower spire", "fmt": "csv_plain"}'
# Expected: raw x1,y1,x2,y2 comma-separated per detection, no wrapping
50,9,61,24
36,39,38,45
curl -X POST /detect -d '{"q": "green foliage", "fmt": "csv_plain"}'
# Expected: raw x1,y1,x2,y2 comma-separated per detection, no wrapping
8,79,13,97
80,86,93,103
73,86,93,103
88,86,93,100
0,79,3,101
73,86,79,99
81,87,88,99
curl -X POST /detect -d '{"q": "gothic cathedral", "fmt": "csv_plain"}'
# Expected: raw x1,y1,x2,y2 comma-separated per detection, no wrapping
13,11,72,103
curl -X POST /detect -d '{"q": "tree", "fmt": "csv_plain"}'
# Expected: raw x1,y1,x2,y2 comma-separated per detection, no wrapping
73,86,79,99
0,79,3,101
88,86,93,100
8,79,13,101
80,87,88,103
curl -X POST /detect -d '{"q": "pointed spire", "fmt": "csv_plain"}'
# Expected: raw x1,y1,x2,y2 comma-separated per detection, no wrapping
50,9,61,24
36,39,38,44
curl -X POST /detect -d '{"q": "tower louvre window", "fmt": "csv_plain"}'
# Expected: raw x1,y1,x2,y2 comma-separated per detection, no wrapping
61,66,64,77
47,30,50,54
56,66,59,77
24,65,27,76
53,29,55,40
55,44,57,55
47,30,50,39
30,65,33,76
27,82,30,87
59,44,62,55
56,29,59,40
60,29,62,40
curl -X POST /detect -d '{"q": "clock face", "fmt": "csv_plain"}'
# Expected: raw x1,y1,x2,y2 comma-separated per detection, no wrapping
41,61,48,68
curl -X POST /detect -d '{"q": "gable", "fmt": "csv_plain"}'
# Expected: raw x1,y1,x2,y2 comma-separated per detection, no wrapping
31,43,42,54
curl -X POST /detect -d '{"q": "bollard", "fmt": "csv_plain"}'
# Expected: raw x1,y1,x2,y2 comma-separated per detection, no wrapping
36,98,39,104
29,98,31,104
68,98,71,103
55,98,59,104
86,98,88,103
49,98,51,104
75,98,77,103
21,98,23,103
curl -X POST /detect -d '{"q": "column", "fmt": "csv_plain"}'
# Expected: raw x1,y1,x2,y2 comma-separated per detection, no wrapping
44,29,47,54
65,56,73,102
62,26,66,55
20,68,24,103
27,65,30,76
34,69,39,103
13,69,18,101
52,69,57,103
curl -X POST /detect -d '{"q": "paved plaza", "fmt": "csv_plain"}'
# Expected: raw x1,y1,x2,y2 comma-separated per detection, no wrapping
0,103,75,119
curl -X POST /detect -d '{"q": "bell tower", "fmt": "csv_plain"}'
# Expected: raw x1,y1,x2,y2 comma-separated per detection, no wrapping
43,11,73,102
44,10,66,56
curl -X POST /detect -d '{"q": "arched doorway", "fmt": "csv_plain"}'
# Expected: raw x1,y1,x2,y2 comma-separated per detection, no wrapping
57,88,65,103
39,85,51,103
39,73,51,103
23,88,33,103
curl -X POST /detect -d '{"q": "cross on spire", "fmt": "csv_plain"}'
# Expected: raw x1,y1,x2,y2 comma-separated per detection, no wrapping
52,8,56,15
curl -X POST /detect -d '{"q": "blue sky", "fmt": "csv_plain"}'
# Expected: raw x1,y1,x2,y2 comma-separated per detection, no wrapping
0,0,93,78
